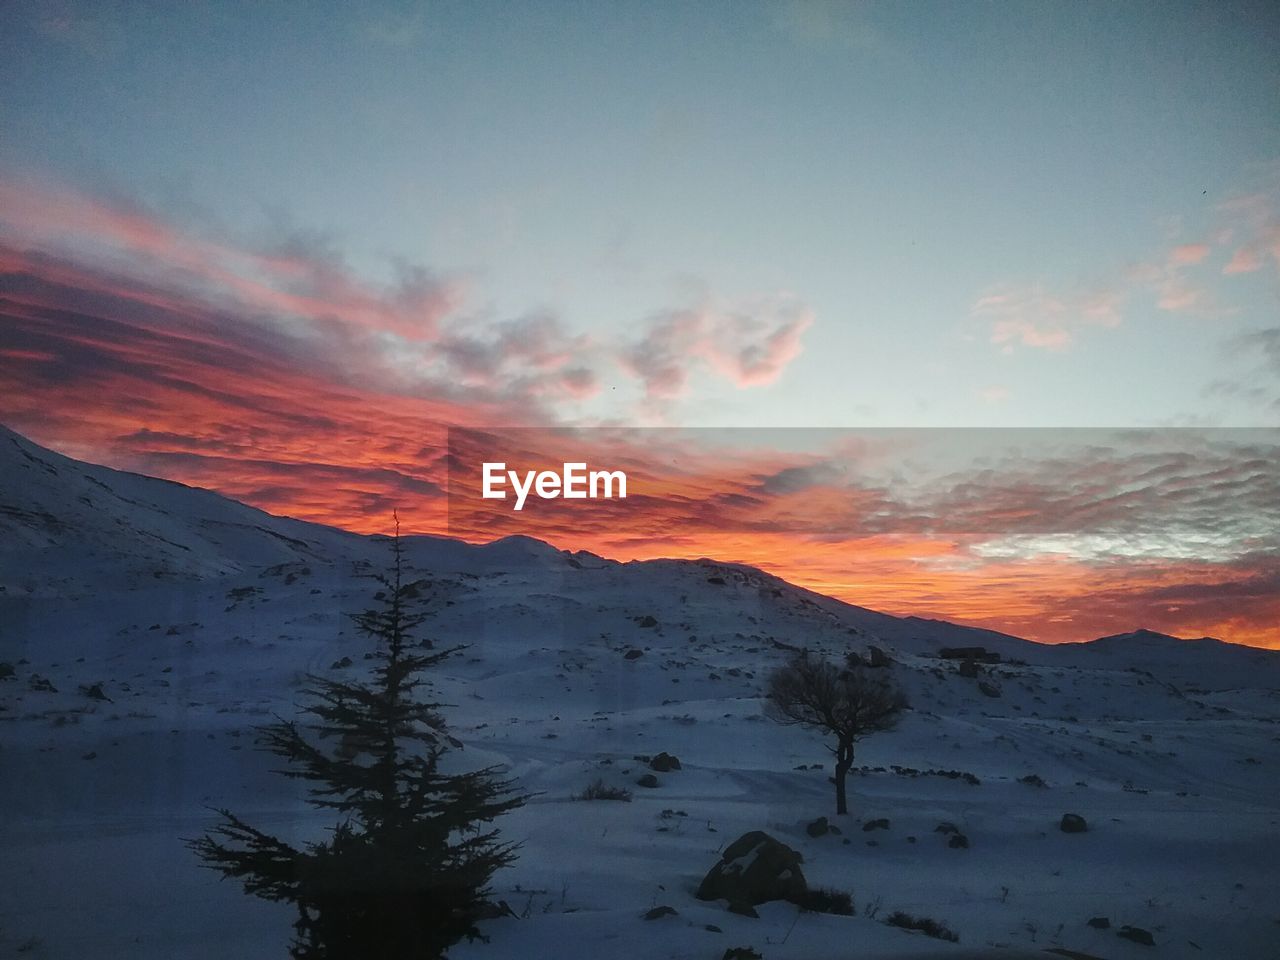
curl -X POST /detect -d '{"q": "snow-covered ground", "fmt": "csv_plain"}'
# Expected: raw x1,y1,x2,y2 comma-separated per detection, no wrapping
2,425,1278,959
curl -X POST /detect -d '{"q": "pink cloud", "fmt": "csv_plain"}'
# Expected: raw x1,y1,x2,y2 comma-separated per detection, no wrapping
1223,247,1262,275
1170,243,1210,265
622,296,814,399
973,285,1080,351
0,178,466,341
1215,187,1280,275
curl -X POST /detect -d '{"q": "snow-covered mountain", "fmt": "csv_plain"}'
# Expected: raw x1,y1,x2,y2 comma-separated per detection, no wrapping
0,423,371,596
2,425,1278,960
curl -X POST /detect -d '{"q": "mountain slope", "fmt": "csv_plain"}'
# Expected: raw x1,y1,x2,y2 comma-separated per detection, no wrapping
0,424,376,596
2,425,1279,959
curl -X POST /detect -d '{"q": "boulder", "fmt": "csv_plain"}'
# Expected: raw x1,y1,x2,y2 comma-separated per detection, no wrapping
1060,813,1088,833
1087,916,1110,929
636,774,659,788
977,680,1001,698
866,646,893,668
806,817,829,838
862,818,890,832
650,752,682,772
81,682,110,701
643,905,677,920
1117,925,1155,946
958,659,980,678
623,648,644,660
697,831,808,911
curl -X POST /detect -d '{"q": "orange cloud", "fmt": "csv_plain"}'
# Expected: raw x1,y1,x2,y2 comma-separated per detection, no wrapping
3,195,1277,651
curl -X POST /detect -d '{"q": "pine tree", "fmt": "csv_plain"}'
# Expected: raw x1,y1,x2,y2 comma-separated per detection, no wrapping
189,523,526,959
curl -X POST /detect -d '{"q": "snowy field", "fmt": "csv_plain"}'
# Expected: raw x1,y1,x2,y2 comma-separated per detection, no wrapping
2,426,1279,959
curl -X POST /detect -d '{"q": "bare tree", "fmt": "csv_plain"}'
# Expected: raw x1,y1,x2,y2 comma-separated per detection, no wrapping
767,651,908,816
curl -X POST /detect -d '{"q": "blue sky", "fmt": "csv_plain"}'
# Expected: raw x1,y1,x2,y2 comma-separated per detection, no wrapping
2,0,1279,431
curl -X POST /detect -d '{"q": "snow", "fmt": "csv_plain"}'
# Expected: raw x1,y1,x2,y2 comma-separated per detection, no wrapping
1,426,1278,958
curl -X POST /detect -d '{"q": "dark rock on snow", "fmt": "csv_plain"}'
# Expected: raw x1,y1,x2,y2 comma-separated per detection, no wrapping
650,751,681,772
643,905,677,920
1117,925,1155,946
697,831,808,913
1060,813,1088,833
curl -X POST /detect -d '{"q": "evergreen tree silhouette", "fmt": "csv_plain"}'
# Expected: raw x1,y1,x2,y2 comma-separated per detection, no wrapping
189,521,526,959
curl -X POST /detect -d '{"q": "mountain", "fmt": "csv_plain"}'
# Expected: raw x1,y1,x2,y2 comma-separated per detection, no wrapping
0,426,607,595
0,423,1027,651
2,424,1279,960
0,423,369,596
1046,627,1280,692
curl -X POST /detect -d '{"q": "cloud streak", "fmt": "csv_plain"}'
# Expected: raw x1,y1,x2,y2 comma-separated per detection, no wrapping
2,180,1276,649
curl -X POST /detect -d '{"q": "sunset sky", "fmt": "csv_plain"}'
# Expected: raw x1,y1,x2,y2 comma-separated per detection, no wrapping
2,2,1278,646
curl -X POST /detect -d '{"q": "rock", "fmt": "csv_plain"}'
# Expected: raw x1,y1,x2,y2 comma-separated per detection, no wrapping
81,682,110,701
934,821,960,835
940,646,1000,662
977,680,1001,698
637,615,659,628
1117,925,1155,946
867,646,892,668
862,818,890,832
330,656,352,669
1018,774,1047,788
696,831,808,911
806,817,829,838
636,774,659,788
704,924,722,933
958,659,980,678
623,648,644,660
727,903,759,918
722,948,762,960
0,661,14,679
643,905,677,920
1060,813,1088,833
650,752,681,772
1088,916,1110,929
948,833,969,849
29,674,57,693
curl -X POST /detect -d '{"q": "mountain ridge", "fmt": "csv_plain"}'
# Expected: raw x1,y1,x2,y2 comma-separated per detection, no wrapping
0,422,1263,658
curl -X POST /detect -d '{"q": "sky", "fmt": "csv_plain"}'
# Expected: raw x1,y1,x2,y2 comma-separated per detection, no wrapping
1,1,1278,646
